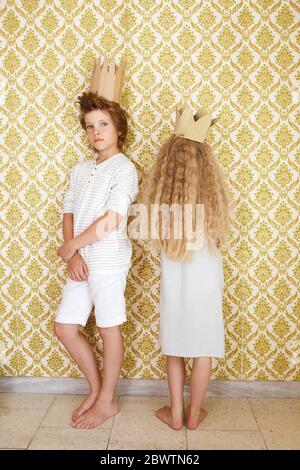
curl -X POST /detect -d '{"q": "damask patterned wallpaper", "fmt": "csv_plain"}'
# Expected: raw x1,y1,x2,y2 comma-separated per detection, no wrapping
0,0,299,381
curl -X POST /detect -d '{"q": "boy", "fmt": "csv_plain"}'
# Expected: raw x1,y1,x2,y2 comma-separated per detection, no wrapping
56,92,138,429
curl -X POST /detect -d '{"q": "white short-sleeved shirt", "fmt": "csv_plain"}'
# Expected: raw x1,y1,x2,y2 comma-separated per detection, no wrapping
63,153,139,274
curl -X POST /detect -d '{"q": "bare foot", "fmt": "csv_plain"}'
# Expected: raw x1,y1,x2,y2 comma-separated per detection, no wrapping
72,391,100,421
186,405,208,430
72,398,118,429
155,406,183,431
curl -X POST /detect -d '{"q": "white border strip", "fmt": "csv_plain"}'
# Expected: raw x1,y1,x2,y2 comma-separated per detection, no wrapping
0,377,299,398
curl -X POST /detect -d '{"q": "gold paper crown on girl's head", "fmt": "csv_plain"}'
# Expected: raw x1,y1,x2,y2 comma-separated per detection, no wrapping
174,103,217,143
90,56,126,103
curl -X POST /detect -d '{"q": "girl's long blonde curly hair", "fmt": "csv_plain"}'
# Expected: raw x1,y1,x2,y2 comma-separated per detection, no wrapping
141,135,231,261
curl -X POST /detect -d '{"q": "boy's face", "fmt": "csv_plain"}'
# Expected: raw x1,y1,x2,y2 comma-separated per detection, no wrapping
85,109,119,152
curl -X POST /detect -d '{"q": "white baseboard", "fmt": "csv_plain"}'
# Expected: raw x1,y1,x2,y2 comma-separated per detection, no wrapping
0,377,299,398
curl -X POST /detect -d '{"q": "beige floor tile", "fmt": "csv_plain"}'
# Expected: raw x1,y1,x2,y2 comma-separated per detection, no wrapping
0,407,46,449
253,411,300,450
41,395,114,428
249,398,300,415
108,410,186,450
28,427,111,450
261,430,300,450
187,430,266,450
194,398,258,430
2,394,298,450
0,393,55,409
119,396,169,411
249,399,300,449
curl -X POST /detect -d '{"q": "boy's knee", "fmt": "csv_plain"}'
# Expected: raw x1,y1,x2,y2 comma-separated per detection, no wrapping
98,326,110,339
54,322,78,341
98,325,121,340
54,322,65,340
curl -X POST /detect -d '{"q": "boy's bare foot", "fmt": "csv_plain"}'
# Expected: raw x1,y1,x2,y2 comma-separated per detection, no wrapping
72,398,118,429
72,391,100,421
155,406,183,431
186,405,208,430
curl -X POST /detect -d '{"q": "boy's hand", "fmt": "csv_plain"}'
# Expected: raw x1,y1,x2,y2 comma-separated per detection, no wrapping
67,253,89,281
57,240,77,262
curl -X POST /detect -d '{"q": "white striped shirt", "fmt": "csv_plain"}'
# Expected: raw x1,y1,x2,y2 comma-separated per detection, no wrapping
63,153,139,273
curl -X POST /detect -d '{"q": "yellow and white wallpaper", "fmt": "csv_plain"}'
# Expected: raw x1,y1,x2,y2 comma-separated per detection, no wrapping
0,0,299,381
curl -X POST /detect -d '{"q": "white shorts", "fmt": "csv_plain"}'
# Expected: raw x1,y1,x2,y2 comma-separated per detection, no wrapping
56,272,128,328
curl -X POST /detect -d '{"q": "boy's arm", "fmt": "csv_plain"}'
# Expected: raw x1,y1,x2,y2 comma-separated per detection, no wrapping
72,210,121,251
62,213,78,258
58,164,138,262
61,164,78,255
63,213,74,243
71,164,138,253
62,213,88,280
57,211,121,262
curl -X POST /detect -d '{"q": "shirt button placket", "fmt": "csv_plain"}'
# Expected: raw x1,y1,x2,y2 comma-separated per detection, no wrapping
88,161,96,183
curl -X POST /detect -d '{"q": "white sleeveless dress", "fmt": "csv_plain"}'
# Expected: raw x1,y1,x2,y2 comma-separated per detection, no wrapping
159,238,225,358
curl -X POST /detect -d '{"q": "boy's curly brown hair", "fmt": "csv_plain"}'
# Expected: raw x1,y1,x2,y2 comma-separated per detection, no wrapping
76,92,128,150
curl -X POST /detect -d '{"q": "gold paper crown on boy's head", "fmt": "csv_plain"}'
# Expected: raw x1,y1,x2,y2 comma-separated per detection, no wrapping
90,56,125,103
174,103,217,143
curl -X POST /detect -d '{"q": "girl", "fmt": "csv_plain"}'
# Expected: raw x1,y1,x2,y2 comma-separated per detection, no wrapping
141,109,230,430
56,92,138,429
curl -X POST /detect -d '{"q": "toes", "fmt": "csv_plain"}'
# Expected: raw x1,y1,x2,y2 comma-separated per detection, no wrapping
73,422,83,429
74,420,83,428
79,422,89,429
74,416,85,427
79,420,94,429
72,412,96,429
155,409,165,420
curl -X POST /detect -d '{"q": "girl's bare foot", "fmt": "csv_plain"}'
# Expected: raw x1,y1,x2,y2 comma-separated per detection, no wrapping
155,406,183,431
72,391,100,421
72,398,118,429
186,404,208,430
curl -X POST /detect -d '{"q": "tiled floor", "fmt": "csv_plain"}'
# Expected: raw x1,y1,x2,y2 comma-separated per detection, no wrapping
0,393,299,450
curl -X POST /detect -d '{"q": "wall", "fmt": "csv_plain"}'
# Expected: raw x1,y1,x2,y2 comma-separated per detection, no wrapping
0,0,299,380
